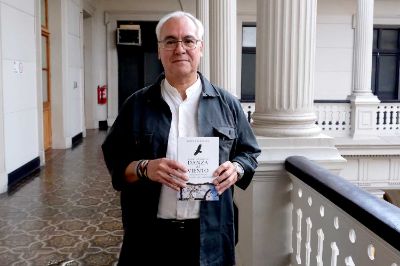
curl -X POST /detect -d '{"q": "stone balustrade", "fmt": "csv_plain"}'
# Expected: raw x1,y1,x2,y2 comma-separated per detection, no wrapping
286,156,400,266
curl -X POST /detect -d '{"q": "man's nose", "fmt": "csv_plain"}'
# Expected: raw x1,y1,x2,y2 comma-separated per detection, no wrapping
174,41,186,53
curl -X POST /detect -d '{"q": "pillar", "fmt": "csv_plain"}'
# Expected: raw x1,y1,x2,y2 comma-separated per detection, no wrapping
196,0,210,79
349,0,380,139
235,1,346,265
209,0,237,95
252,0,320,137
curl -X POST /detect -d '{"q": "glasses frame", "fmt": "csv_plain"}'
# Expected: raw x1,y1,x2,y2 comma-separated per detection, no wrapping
158,38,201,51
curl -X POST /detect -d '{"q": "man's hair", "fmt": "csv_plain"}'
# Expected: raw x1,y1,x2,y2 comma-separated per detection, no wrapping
155,11,204,41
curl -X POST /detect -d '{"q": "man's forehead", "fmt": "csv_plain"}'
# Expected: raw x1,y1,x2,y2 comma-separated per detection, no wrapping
160,16,197,36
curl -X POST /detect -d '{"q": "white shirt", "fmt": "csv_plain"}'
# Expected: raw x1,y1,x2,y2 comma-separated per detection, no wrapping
157,77,202,219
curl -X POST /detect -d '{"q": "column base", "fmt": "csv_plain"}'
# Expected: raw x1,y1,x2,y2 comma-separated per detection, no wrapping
252,112,321,138
349,94,380,140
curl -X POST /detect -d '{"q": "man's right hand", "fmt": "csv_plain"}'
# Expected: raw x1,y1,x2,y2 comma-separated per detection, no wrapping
147,158,189,191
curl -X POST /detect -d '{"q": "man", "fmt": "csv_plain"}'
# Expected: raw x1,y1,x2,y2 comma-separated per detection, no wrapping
102,11,260,266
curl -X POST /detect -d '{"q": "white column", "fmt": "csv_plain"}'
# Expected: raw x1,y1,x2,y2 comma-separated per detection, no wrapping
209,0,237,95
235,1,346,265
252,0,320,137
196,0,210,79
353,0,375,96
349,0,380,139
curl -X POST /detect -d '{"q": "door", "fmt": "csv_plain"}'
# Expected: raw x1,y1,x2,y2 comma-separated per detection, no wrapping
41,0,52,150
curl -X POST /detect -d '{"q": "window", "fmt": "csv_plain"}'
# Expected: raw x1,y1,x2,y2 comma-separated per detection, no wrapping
241,24,256,102
372,27,400,100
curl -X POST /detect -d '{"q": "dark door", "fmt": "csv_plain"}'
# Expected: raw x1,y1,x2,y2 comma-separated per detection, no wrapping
117,21,163,109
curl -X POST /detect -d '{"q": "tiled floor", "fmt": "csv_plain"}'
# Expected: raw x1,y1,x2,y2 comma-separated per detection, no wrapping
0,130,122,266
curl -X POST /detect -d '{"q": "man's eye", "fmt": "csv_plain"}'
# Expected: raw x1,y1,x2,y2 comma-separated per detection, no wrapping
184,39,196,45
165,40,176,45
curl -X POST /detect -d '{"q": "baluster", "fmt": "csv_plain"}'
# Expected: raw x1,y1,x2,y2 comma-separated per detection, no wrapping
331,242,339,266
376,109,380,125
316,229,324,266
396,111,399,125
306,218,312,266
296,209,303,264
390,110,393,125
345,256,355,266
383,111,387,125
247,106,252,123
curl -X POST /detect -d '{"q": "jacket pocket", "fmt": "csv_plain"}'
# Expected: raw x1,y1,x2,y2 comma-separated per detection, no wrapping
213,126,236,163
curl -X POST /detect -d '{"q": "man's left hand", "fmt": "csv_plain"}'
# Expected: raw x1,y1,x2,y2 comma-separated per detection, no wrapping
212,161,238,195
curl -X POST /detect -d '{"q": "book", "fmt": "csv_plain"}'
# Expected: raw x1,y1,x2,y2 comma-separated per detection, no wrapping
177,137,219,201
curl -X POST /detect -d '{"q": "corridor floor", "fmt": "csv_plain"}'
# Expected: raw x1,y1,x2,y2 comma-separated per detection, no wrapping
0,130,122,265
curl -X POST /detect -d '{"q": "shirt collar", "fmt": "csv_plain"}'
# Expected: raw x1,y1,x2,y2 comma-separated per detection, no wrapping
163,76,202,102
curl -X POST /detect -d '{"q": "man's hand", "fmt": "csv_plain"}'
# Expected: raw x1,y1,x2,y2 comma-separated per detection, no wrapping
212,161,238,195
147,158,189,191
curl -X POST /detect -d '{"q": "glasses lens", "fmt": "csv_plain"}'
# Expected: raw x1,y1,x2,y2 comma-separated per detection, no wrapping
160,38,198,50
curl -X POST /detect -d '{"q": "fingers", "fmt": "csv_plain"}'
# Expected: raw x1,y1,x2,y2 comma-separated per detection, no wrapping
212,161,238,195
147,158,189,191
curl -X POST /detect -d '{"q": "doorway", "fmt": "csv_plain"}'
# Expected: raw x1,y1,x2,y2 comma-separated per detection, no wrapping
116,21,163,109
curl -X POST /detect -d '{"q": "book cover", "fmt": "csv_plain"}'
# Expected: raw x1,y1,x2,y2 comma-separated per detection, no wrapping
177,137,219,201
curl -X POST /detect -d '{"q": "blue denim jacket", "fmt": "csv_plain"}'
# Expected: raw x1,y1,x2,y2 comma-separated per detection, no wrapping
102,73,260,266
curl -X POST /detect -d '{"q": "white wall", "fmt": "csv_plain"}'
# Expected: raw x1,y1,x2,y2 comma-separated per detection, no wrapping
49,0,84,148
67,0,84,138
315,0,356,100
0,0,39,179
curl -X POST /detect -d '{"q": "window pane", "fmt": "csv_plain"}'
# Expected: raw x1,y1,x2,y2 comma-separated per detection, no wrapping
380,30,398,50
371,55,376,92
378,55,397,98
42,70,48,102
41,0,46,27
42,35,47,69
241,52,256,101
242,26,256,48
373,29,378,50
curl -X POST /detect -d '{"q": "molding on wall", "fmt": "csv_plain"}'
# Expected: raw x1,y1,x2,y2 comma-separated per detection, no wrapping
374,16,400,25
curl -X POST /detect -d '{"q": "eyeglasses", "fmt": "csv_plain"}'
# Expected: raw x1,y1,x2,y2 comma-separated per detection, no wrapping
158,37,200,50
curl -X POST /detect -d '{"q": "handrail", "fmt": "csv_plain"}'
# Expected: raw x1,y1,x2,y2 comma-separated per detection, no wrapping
285,156,400,252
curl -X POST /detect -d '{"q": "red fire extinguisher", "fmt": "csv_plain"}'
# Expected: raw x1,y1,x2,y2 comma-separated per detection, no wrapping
97,85,107,105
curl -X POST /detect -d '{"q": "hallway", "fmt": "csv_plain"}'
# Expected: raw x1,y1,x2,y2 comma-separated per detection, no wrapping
0,130,122,265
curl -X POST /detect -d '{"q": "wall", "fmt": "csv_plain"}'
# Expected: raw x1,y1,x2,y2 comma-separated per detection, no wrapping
49,0,84,148
67,0,84,138
0,0,39,183
315,0,356,100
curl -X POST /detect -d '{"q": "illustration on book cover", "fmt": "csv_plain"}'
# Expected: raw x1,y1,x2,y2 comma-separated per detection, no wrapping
178,137,219,201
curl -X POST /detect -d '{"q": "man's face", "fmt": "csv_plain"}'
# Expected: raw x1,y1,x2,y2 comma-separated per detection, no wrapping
158,16,203,80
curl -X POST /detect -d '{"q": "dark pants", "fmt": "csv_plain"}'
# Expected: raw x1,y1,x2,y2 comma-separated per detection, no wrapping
118,219,200,266
154,218,200,266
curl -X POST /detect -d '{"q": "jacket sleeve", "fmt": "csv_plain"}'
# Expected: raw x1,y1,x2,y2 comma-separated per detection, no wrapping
101,99,137,191
230,98,261,190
